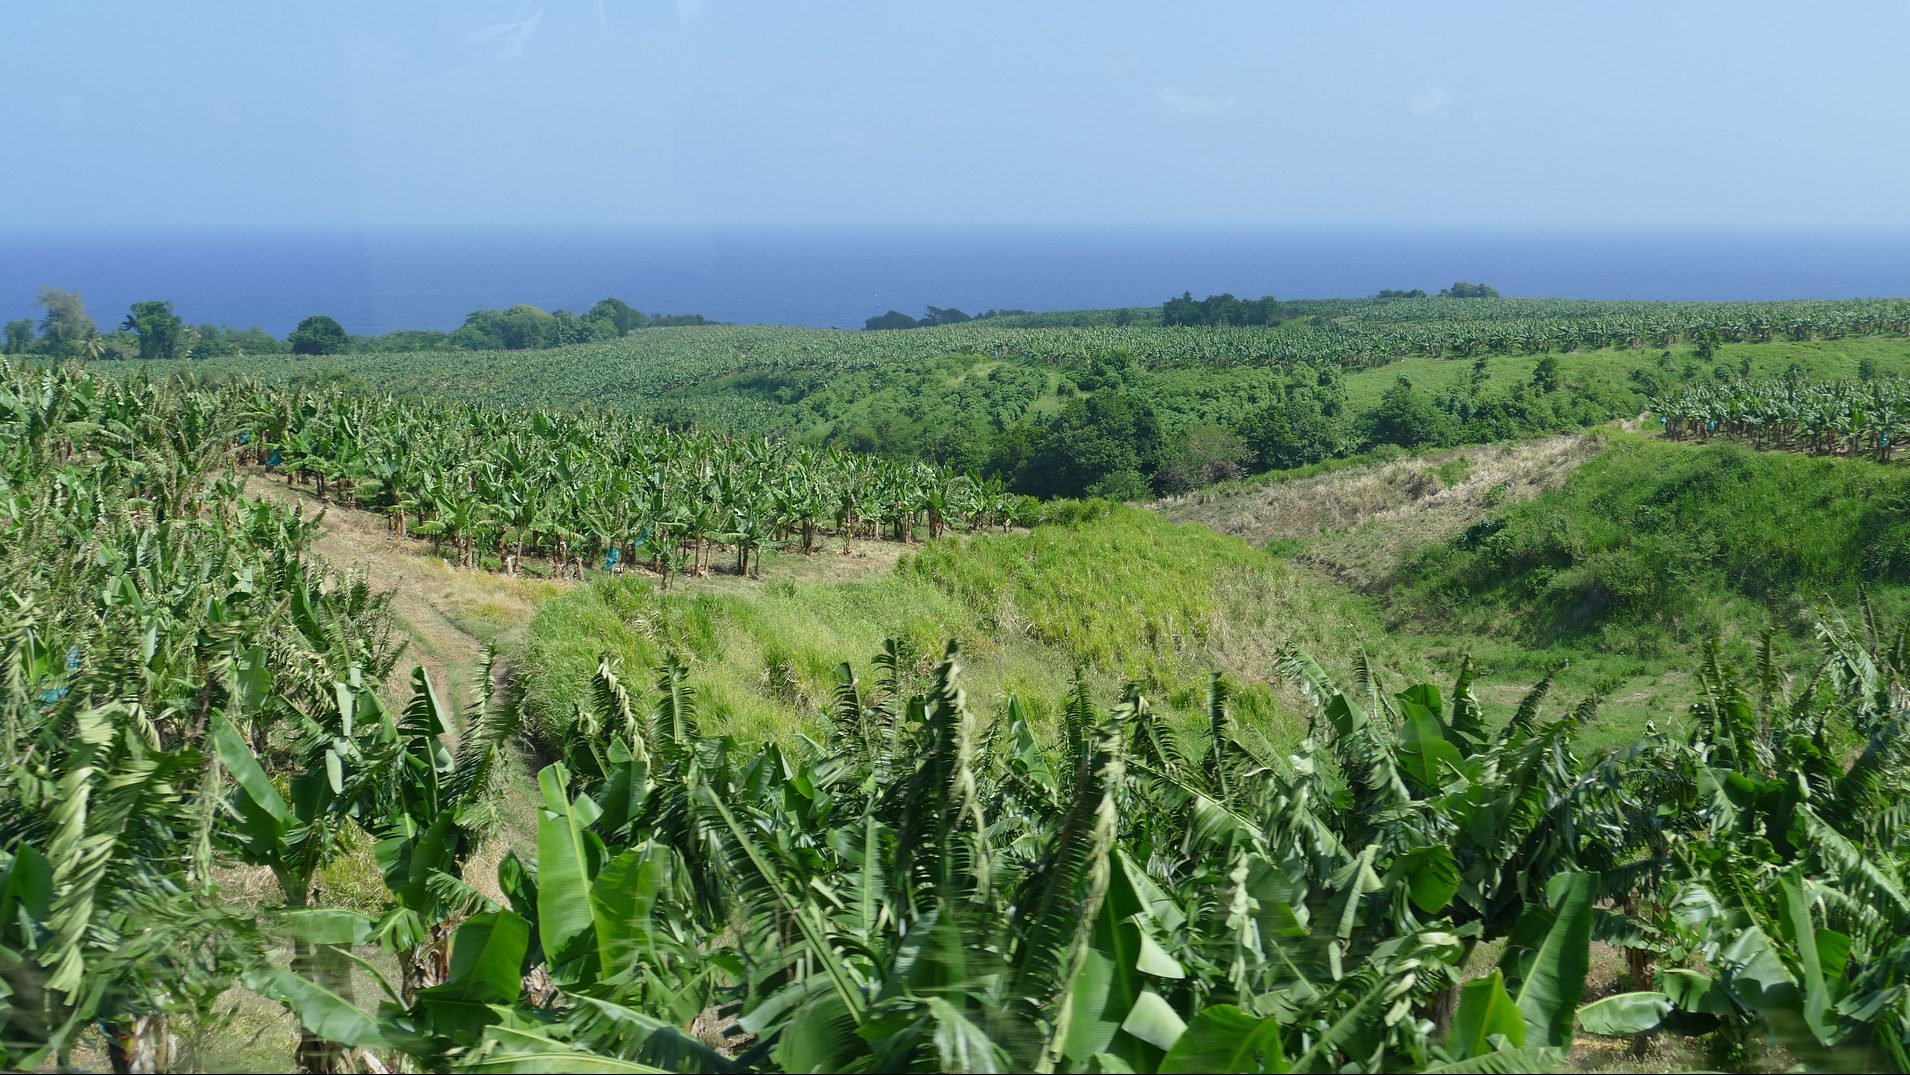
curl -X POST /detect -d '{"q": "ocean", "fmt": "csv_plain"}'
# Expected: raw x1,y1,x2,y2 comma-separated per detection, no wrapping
3,228,1908,337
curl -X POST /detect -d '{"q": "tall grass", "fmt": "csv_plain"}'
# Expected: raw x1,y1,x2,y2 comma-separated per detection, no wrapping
516,507,1397,756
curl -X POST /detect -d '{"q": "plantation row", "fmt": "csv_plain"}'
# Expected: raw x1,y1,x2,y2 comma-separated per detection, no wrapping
255,389,1013,580
951,298,1908,370
19,359,1018,583
1655,376,1910,460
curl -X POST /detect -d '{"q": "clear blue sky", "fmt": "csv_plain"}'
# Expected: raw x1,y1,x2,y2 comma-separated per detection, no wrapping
6,2,1907,232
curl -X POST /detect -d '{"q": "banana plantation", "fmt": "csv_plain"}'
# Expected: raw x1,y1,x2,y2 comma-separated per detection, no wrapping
1656,377,1910,461
131,297,1910,423
12,355,1910,1072
236,376,1012,582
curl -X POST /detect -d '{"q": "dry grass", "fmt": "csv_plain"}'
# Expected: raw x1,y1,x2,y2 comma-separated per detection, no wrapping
1159,434,1603,592
658,532,913,597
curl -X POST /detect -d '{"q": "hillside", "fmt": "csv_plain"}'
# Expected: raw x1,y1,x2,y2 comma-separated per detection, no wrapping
515,504,1392,756
514,438,1742,765
1160,423,1910,744
1394,432,1910,648
1159,432,1603,589
19,1,1910,1066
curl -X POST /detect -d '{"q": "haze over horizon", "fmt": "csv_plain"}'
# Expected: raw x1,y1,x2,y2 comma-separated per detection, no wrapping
7,1,1908,234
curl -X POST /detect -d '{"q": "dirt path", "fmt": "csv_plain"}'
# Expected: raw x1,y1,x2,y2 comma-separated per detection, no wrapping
243,470,909,715
243,472,565,722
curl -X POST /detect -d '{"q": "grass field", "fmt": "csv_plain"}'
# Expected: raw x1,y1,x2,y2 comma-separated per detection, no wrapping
1393,430,1910,648
516,505,1392,756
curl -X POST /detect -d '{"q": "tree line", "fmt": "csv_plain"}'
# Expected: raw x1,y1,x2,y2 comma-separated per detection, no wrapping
1160,291,1282,326
866,290,1295,331
0,288,710,360
864,284,1502,333
1372,283,1501,299
862,305,1032,330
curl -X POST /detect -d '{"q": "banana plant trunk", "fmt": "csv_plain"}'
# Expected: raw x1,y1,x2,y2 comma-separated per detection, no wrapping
103,1012,177,1074
1622,895,1655,991
400,920,456,1005
293,938,361,1074
1419,935,1477,1034
1424,985,1459,1034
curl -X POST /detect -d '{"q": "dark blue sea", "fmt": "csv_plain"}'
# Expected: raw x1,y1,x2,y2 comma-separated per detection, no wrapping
4,228,1908,337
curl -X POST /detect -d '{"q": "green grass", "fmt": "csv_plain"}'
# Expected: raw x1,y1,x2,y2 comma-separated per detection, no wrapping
516,506,1445,757
515,499,1691,762
1396,430,1910,652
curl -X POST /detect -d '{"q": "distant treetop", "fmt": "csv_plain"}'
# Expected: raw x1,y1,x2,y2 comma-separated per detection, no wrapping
588,297,646,335
289,314,350,355
861,306,980,331
36,287,98,357
449,301,711,349
1439,282,1501,298
1160,291,1280,327
122,300,184,361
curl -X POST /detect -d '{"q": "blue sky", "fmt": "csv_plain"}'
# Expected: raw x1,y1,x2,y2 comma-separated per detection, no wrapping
6,2,1907,231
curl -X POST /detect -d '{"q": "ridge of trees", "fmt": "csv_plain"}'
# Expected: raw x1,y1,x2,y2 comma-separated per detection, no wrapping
0,290,713,358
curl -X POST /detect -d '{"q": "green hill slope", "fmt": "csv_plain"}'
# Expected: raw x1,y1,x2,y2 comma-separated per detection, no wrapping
516,505,1397,754
1395,432,1910,650
513,487,1719,760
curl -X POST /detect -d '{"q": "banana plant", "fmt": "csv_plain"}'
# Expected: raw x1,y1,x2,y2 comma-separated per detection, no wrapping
367,658,523,1002
213,672,415,1074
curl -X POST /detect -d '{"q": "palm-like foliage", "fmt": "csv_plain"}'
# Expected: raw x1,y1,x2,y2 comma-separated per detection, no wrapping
227,379,1012,581
0,360,400,1069
1654,376,1910,462
253,644,1610,1073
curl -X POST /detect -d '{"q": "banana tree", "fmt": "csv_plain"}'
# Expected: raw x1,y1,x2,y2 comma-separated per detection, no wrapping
366,660,524,1002
213,672,413,1074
